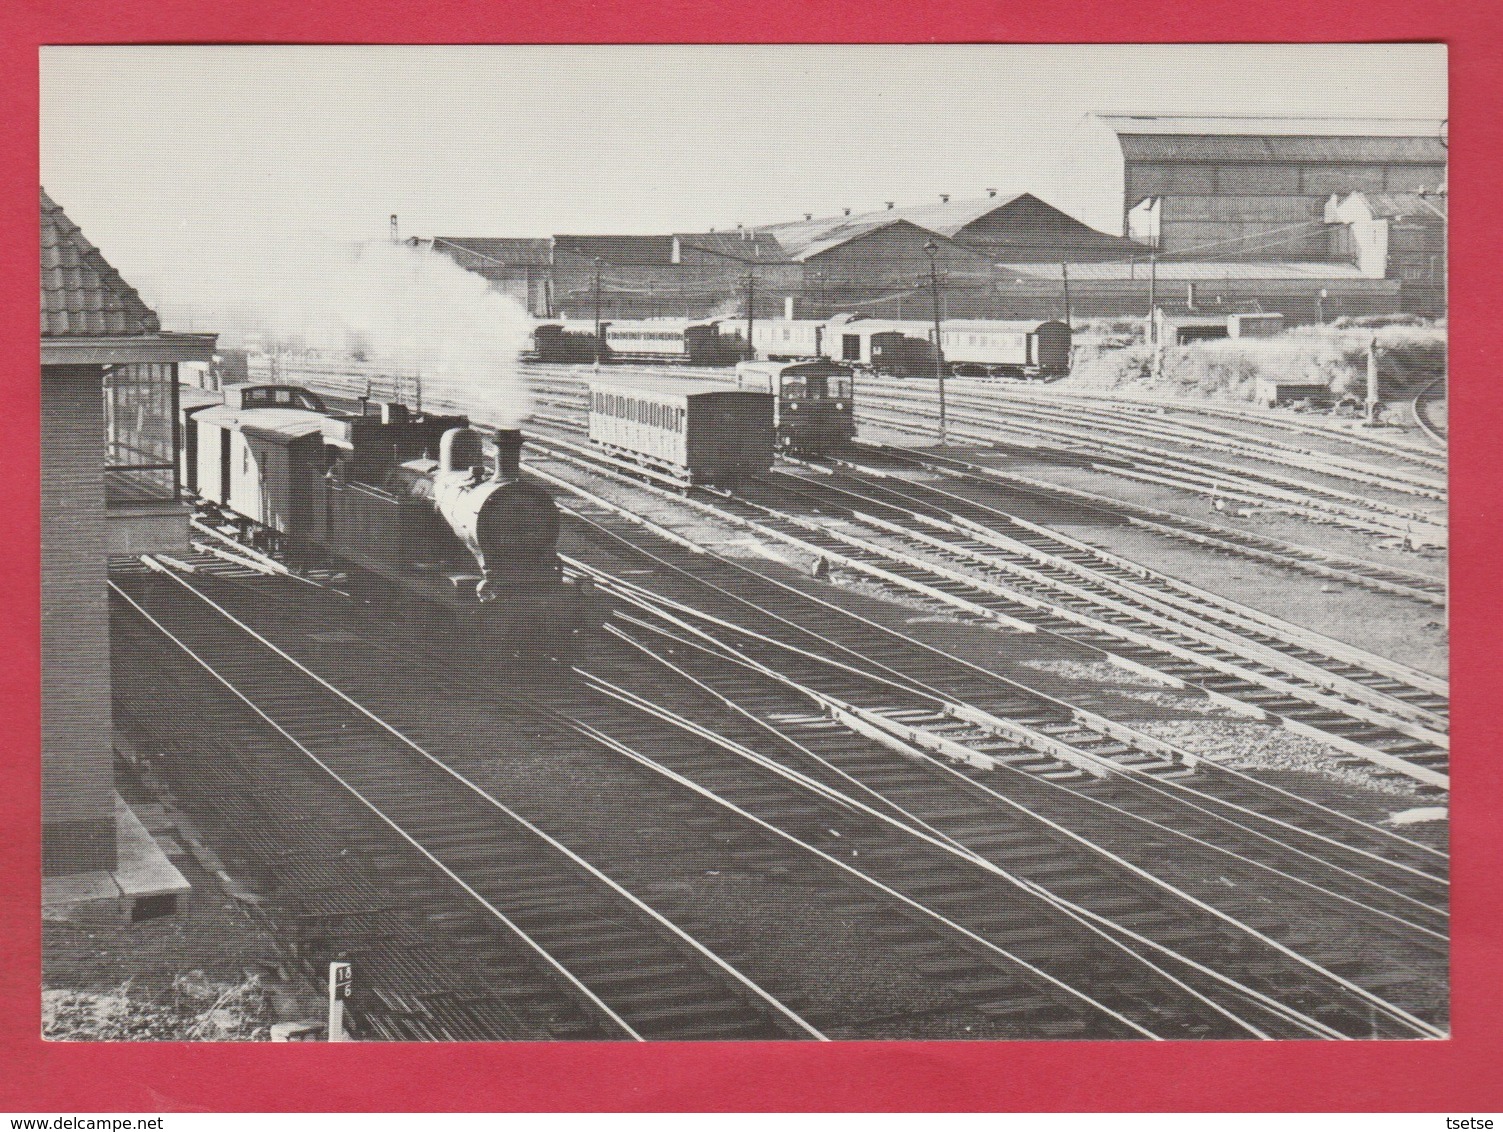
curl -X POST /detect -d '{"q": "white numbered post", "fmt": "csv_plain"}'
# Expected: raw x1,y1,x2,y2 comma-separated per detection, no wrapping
328,961,353,1042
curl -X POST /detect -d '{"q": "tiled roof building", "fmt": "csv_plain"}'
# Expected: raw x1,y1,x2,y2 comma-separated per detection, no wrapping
40,188,213,917
41,188,161,338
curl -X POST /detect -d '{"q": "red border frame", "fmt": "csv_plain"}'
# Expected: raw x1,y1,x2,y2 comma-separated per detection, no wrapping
4,6,1499,1112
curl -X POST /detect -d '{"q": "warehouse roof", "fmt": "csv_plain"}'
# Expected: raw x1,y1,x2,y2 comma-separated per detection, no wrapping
1092,115,1447,165
554,235,678,264
1000,260,1376,282
674,231,793,263
1095,114,1447,138
1344,191,1448,221
41,188,161,338
756,194,1027,258
430,237,553,268
753,192,1139,261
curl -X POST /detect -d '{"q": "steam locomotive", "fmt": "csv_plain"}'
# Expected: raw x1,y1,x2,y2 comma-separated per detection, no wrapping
180,382,596,657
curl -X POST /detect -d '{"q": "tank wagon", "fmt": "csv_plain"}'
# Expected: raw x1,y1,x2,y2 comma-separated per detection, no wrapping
587,377,774,484
180,383,594,657
734,359,856,454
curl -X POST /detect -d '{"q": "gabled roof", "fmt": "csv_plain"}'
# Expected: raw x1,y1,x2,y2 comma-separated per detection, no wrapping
430,237,553,268
41,188,161,338
755,193,1027,258
674,231,793,263
751,192,1139,261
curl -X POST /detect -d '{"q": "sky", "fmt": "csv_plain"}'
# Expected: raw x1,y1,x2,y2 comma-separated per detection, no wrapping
40,44,1447,326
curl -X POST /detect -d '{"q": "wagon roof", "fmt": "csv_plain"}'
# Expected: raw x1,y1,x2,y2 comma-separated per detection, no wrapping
194,403,331,441
588,375,753,400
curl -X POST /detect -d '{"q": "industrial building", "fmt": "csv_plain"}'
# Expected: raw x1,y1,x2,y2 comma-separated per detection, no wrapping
40,188,213,912
420,117,1444,325
1074,114,1447,257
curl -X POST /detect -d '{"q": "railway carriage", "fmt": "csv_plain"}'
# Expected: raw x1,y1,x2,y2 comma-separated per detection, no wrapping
726,315,1073,378
533,318,740,365
734,359,856,454
587,377,774,484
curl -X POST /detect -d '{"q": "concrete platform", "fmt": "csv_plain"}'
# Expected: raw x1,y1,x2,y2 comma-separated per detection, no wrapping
43,793,192,924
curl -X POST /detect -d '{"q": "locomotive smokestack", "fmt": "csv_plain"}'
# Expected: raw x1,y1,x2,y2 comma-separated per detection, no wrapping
493,429,524,479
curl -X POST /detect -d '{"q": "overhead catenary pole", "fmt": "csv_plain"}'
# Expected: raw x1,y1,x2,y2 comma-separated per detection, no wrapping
1060,261,1072,327
924,240,948,445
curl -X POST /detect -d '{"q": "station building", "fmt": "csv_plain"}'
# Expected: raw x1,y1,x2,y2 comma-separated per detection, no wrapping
41,188,215,912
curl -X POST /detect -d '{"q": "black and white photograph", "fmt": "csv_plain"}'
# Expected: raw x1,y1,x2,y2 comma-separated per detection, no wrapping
38,43,1448,1042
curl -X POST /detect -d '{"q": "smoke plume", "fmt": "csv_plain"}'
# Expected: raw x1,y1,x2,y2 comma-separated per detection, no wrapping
150,230,535,428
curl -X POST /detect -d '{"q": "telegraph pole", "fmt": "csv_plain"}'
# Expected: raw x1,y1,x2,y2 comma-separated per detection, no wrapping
592,257,603,367
744,269,758,360
924,240,948,445
1060,261,1073,327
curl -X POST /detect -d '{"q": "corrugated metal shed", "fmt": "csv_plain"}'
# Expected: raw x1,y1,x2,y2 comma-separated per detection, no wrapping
41,188,161,338
1118,134,1447,164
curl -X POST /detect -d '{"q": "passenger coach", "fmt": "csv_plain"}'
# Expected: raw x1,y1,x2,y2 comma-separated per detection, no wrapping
587,377,774,484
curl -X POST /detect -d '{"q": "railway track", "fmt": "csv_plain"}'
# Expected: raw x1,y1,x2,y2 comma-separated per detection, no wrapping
538,470,1450,874
519,369,1448,606
125,534,1445,1039
111,563,823,1041
1412,377,1448,450
853,392,1447,548
847,444,1447,608
120,551,1234,1040
927,380,1449,494
301,368,1450,788
522,432,1449,790
757,463,1448,729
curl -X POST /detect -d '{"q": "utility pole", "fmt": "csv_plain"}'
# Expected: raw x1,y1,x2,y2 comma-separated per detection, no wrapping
744,268,758,360
924,240,948,445
1060,261,1072,327
592,257,604,367
1148,249,1158,342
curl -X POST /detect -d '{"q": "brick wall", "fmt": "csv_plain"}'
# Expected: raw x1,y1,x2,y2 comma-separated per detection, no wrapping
40,364,116,875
